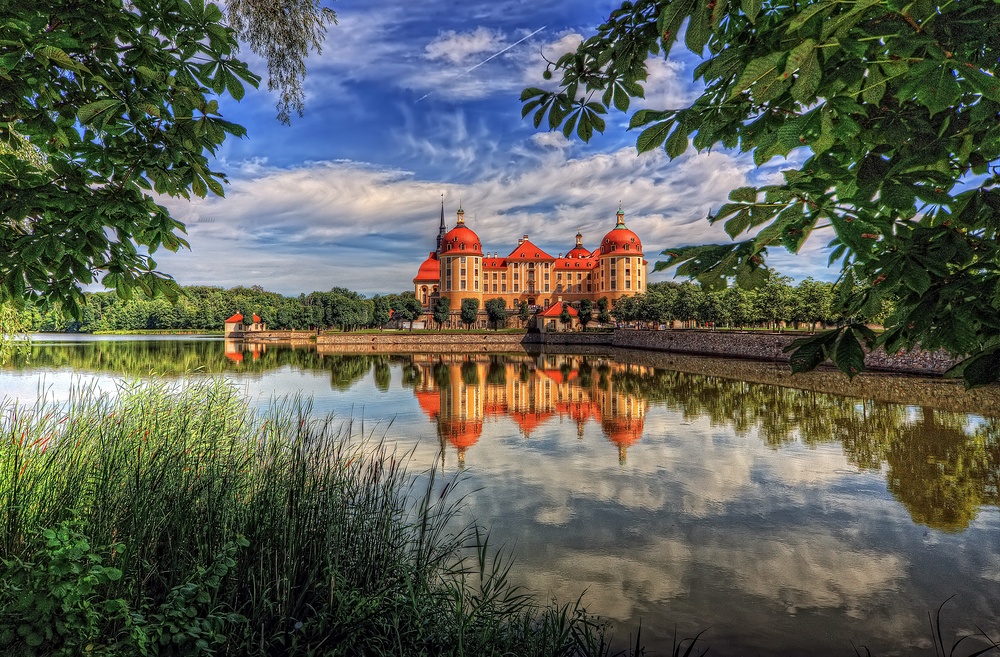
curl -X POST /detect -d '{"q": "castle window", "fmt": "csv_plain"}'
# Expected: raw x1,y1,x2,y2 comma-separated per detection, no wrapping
493,284,498,292
460,269,466,276
502,285,507,292
624,244,629,251
514,284,519,292
461,281,466,290
461,256,466,264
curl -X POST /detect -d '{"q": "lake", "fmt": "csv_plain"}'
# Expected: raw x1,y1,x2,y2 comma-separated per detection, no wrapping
2,335,998,656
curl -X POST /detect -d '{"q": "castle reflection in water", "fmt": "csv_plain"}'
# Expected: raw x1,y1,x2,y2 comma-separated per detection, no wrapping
406,353,650,467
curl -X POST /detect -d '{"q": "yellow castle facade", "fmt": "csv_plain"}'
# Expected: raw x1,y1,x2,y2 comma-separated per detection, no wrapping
413,202,648,312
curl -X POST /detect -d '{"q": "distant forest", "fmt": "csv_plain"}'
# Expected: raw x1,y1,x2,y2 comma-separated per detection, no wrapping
18,277,890,333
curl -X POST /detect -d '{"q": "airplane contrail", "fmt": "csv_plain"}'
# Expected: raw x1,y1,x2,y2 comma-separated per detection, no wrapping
416,25,547,103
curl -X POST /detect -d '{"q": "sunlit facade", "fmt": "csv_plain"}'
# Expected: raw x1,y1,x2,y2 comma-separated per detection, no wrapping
413,202,648,312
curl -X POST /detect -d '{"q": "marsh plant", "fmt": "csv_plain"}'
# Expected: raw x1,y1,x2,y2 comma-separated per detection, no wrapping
0,380,638,656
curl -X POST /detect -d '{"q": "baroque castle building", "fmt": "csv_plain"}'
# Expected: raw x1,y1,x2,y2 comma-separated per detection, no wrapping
413,201,648,312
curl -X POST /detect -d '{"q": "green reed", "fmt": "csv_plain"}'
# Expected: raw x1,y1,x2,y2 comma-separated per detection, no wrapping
0,380,637,656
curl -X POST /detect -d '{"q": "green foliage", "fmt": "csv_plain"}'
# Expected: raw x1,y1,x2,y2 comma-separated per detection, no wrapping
484,297,507,330
596,296,611,325
517,300,531,326
0,0,262,314
370,295,391,329
559,302,573,327
389,291,424,330
225,0,337,124
14,284,413,333
432,296,451,329
461,298,480,329
0,521,129,656
578,298,593,327
523,0,1000,386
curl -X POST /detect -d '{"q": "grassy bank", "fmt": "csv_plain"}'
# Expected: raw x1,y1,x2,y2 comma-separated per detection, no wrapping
0,381,638,656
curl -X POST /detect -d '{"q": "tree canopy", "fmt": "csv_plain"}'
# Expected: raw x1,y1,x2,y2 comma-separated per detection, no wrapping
523,0,1000,386
0,0,334,317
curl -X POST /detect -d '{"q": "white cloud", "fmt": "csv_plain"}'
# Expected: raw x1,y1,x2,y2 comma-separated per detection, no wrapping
424,27,508,64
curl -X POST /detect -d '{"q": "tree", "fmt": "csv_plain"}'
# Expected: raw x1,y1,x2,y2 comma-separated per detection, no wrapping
0,0,334,319
578,298,593,329
392,293,424,331
523,0,1000,386
460,298,480,330
596,297,611,326
370,295,391,330
432,296,451,330
517,300,531,328
484,297,507,330
611,296,639,327
558,303,573,330
226,0,337,124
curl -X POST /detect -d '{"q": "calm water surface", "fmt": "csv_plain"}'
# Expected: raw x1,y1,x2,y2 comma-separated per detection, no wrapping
3,335,999,656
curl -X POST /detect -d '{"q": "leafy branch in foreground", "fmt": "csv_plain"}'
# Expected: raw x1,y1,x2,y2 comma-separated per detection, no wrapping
523,0,1000,386
1,0,263,315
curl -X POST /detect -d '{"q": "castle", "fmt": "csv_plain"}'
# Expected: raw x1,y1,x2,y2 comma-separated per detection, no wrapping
413,201,648,313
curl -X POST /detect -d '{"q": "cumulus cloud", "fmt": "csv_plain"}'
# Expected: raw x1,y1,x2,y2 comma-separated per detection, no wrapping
153,134,841,294
424,27,508,64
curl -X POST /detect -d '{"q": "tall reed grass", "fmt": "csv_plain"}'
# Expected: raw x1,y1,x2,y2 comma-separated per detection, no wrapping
0,380,637,656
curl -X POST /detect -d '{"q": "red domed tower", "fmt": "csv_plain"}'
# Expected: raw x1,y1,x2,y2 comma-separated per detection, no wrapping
598,203,646,302
439,205,484,311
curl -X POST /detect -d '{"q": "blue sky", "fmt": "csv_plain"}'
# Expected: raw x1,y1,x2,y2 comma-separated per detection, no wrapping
155,0,836,296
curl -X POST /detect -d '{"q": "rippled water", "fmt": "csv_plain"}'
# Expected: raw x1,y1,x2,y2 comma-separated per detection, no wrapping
3,335,999,656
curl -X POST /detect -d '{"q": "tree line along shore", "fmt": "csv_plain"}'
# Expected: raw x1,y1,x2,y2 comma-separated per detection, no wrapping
18,277,887,334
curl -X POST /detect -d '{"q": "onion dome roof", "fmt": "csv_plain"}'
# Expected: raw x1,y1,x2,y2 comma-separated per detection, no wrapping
440,206,483,256
225,312,244,323
438,418,483,449
414,390,440,420
510,410,553,437
566,230,591,259
602,416,644,447
600,206,643,255
413,252,440,282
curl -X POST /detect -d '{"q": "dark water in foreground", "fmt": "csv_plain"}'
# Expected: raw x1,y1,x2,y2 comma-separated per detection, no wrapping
2,335,999,656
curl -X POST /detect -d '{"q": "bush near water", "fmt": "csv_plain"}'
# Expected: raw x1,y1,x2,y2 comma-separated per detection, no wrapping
0,381,634,656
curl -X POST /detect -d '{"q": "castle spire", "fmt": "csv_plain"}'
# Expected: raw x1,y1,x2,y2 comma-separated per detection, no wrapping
456,201,465,226
435,194,446,254
615,201,626,228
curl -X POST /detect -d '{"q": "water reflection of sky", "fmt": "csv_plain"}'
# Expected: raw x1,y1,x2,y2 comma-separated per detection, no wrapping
2,337,999,656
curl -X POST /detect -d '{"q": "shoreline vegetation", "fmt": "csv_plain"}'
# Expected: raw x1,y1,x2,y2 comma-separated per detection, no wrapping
0,380,653,657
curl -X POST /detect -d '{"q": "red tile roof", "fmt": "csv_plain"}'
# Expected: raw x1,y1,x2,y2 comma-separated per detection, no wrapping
224,313,244,323
538,303,578,318
506,238,554,261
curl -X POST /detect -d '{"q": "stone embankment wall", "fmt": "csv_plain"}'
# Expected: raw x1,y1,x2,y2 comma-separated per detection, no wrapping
317,332,527,354
293,329,959,376
231,330,316,344
609,329,959,375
